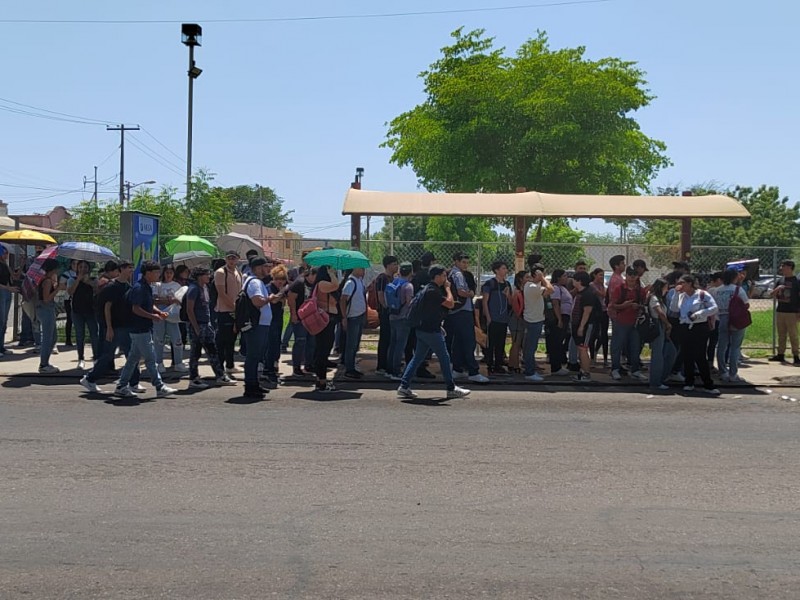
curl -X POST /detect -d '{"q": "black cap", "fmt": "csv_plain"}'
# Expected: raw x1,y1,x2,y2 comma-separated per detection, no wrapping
249,257,268,268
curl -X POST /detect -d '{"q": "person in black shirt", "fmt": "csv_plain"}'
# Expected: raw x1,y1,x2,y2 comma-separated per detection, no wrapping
0,245,19,357
770,259,800,363
287,268,316,376
570,271,601,382
397,265,471,400
68,260,100,369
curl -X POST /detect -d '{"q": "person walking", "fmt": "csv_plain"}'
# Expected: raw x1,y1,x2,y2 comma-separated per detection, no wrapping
646,278,677,391
152,265,187,374
373,256,399,375
113,261,178,399
387,262,415,380
397,265,471,400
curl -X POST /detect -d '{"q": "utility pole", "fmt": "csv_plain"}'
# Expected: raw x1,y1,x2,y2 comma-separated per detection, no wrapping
83,165,98,208
258,185,264,247
107,124,140,207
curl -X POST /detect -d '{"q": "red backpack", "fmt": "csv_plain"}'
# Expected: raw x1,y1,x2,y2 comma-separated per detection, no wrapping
728,285,752,330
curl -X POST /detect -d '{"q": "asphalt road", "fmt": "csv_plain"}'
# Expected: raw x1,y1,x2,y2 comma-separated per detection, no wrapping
1,377,799,599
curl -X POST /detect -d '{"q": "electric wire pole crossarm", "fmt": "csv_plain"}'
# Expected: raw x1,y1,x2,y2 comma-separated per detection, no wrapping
106,124,140,206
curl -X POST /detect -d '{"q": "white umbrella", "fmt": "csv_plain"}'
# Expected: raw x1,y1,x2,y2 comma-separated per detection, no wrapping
164,250,213,269
216,232,263,258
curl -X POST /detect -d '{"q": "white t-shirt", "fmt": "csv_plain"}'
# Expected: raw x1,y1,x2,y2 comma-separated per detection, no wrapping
341,276,367,317
152,281,181,310
245,277,273,326
523,282,545,323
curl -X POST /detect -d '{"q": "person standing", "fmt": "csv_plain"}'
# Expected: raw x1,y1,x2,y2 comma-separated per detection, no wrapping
387,262,415,380
80,262,136,394
113,261,177,399
340,267,367,379
152,265,187,374
397,265,471,400
445,252,489,383
588,267,609,367
262,264,289,387
214,250,243,375
60,260,77,347
373,256,398,375
287,267,316,377
36,259,61,374
67,260,100,370
0,245,20,358
547,268,572,376
522,265,553,382
241,258,272,399
570,271,600,383
481,260,512,375
769,260,800,364
312,266,340,393
609,267,647,381
712,268,751,382
185,266,234,390
646,278,677,390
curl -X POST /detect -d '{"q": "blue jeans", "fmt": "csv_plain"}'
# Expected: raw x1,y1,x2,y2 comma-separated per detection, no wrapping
119,331,164,390
289,321,308,370
87,326,138,385
282,321,293,347
37,304,57,367
72,311,99,362
444,310,479,376
265,318,283,376
153,319,184,366
20,310,34,344
0,288,11,352
388,318,411,376
522,320,544,376
717,315,746,378
244,324,269,386
649,322,677,388
611,321,642,372
344,315,365,372
401,329,455,391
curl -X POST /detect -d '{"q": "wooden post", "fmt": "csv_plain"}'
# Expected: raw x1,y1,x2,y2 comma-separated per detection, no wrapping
680,218,692,264
514,187,527,271
350,214,361,250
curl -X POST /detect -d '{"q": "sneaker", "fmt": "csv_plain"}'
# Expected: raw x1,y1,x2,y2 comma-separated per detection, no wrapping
114,385,136,398
244,388,265,399
383,371,397,380
156,363,166,374
291,369,307,378
682,385,695,392
668,373,685,383
131,383,146,394
77,360,86,370
258,377,278,389
631,371,648,381
729,375,746,383
567,362,581,372
156,385,177,398
702,387,721,396
225,366,242,374
216,375,237,386
416,368,436,379
189,378,210,389
79,376,102,393
655,384,670,391
720,372,730,382
280,346,289,353
491,367,509,375
29,345,41,353
38,365,60,374
389,374,402,382
344,370,363,380
524,373,544,382
611,369,622,381
173,363,189,373
51,346,59,354
768,354,785,362
468,373,490,383
397,387,418,399
551,368,570,376
451,369,467,380
446,386,471,399
571,372,592,383
794,356,800,365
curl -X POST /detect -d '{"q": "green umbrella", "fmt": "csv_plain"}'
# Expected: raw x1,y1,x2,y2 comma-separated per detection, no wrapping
303,248,370,270
165,234,218,256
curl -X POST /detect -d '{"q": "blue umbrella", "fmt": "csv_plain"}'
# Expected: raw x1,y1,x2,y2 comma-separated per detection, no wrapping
57,241,117,263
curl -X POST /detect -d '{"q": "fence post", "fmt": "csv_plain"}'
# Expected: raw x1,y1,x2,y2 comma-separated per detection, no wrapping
477,243,483,281
772,247,778,354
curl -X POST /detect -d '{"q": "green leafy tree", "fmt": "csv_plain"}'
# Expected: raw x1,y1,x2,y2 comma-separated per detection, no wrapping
216,184,293,228
383,28,670,239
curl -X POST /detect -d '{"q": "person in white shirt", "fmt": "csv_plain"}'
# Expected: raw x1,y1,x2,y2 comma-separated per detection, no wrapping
669,275,720,395
242,258,272,399
522,265,553,382
152,265,187,373
710,268,751,382
340,268,367,379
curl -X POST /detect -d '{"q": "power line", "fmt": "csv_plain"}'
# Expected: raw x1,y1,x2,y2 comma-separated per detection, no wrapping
0,1,614,24
130,136,185,172
127,137,185,177
140,127,186,165
0,95,115,124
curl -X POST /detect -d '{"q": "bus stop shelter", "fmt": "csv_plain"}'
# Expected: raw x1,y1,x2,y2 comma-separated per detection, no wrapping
342,188,751,270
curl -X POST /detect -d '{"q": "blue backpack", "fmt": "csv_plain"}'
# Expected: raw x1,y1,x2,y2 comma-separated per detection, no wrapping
384,278,405,314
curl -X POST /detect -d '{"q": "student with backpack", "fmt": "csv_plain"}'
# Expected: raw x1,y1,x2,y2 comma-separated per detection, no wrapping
646,278,677,390
372,255,399,375
397,265,471,400
481,259,512,375
185,267,234,391
340,267,368,379
386,262,414,379
310,265,340,393
711,268,751,382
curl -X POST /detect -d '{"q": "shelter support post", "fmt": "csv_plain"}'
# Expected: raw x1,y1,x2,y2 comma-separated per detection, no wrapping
514,216,526,272
350,214,361,250
680,218,692,263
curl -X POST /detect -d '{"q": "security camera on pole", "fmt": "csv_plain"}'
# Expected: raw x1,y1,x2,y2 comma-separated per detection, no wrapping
181,23,202,203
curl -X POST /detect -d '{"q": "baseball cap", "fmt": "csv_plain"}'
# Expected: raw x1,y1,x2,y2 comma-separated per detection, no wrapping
249,257,268,268
225,249,240,258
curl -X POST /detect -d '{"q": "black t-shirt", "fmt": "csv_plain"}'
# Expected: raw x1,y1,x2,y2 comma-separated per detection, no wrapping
571,287,600,332
776,276,800,313
417,284,448,333
412,267,431,293
186,283,211,324
268,281,285,325
98,280,132,328
71,279,95,315
288,277,306,315
127,280,156,333
0,261,11,286
373,272,391,312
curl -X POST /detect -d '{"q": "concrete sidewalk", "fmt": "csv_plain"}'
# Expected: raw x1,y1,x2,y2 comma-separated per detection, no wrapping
2,335,799,390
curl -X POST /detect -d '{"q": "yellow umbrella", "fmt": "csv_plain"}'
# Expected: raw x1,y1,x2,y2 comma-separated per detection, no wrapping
0,229,58,245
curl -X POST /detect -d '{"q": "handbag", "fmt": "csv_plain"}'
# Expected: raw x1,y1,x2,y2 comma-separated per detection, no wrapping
298,292,330,336
636,305,660,343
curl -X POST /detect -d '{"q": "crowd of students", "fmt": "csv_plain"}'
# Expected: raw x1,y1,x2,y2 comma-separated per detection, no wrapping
2,243,798,401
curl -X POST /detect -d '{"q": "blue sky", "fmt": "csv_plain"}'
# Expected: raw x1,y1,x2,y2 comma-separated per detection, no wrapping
0,0,797,240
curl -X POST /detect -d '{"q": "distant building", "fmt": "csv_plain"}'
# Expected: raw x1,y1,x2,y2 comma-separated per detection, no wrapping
230,223,303,263
5,204,71,233
0,201,15,232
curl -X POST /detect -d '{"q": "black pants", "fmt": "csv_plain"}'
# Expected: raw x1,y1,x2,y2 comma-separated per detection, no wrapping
679,322,714,389
546,320,567,370
215,312,237,370
486,321,508,370
591,312,609,362
706,325,719,367
314,316,338,380
64,299,73,344
377,309,391,371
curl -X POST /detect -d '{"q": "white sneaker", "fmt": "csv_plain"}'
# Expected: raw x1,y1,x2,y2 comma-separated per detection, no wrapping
173,363,189,373
38,365,60,374
397,387,418,399
525,373,544,382
156,385,177,398
131,383,146,394
682,385,695,392
189,378,210,389
51,346,59,354
468,373,489,383
551,368,570,376
447,386,471,399
702,387,721,396
631,371,648,381
216,375,237,386
669,373,685,383
451,369,467,380
114,385,136,398
611,369,622,381
79,376,102,393
156,363,166,374
77,359,86,370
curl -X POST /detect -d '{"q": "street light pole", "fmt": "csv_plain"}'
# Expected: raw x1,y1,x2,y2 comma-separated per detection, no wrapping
125,180,157,205
181,24,202,203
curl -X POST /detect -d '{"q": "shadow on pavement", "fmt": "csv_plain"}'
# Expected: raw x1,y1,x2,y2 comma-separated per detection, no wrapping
292,390,363,402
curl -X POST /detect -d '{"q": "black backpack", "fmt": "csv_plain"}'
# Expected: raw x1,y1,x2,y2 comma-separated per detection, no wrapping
179,287,190,322
234,276,261,332
406,284,432,328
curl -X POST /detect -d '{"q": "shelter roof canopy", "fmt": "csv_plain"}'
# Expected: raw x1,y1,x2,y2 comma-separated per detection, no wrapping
342,189,750,219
